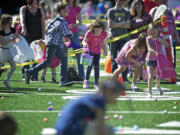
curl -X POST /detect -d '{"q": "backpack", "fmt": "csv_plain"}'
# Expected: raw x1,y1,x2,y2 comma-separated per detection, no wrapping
67,66,79,81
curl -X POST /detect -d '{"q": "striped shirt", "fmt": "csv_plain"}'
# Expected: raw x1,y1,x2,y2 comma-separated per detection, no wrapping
45,16,72,48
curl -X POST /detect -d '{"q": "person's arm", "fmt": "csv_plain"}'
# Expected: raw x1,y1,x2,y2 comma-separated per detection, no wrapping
96,109,106,135
102,36,108,56
157,36,169,47
125,46,141,66
108,19,130,29
19,6,27,36
0,35,15,46
82,37,88,48
149,7,157,19
40,8,46,40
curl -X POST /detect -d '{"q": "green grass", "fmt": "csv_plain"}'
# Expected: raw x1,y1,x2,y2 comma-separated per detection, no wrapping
0,50,180,135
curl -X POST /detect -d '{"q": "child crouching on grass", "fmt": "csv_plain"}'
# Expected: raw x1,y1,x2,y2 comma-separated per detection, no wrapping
55,79,125,135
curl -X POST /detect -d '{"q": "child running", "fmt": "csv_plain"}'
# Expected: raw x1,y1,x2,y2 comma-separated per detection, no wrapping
82,19,108,89
0,14,19,90
146,23,176,98
112,33,147,90
55,79,125,135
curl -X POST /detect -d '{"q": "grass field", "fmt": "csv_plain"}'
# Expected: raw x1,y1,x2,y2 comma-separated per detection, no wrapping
0,50,180,135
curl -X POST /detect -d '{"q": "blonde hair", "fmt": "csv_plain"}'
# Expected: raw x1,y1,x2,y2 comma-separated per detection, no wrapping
0,14,12,29
147,23,159,35
134,33,147,50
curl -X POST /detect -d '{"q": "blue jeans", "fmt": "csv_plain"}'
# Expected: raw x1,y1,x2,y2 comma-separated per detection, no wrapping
72,32,84,79
109,39,128,80
29,45,68,83
85,53,100,85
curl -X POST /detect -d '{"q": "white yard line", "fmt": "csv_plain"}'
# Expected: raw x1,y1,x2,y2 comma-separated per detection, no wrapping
0,110,180,114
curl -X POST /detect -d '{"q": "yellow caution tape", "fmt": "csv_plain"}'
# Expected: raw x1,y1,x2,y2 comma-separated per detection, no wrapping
1,60,40,69
176,27,180,30
107,20,162,43
176,46,180,50
175,20,180,24
82,19,107,24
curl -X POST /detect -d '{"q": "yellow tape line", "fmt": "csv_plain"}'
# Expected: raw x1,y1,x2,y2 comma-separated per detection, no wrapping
1,60,40,69
107,20,161,43
176,27,180,30
176,46,180,50
175,20,180,24
82,19,107,24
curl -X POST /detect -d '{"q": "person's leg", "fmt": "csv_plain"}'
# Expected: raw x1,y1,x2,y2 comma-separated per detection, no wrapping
117,39,129,82
25,45,55,84
29,46,55,74
155,68,163,95
0,64,4,77
109,41,118,73
51,67,57,83
31,63,38,81
41,68,47,82
111,66,127,80
72,32,84,79
83,53,94,88
4,58,16,89
147,65,154,98
131,64,141,90
55,46,72,85
21,64,30,80
93,54,100,86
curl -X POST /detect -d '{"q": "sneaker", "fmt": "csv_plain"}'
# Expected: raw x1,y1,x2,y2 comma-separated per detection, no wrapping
40,77,46,83
3,80,13,91
157,88,163,96
130,84,139,91
94,84,99,90
59,81,73,86
83,80,89,89
147,93,152,98
24,69,31,84
51,78,57,83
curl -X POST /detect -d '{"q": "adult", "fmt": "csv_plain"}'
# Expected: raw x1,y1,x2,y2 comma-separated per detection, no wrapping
130,0,153,39
128,0,152,89
97,0,106,18
150,0,180,82
106,0,131,82
63,0,85,82
19,0,45,81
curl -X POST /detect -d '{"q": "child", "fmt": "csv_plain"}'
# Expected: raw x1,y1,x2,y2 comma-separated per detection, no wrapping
82,19,108,89
0,112,18,135
55,79,125,135
112,33,147,91
0,14,18,90
146,23,176,98
24,2,73,86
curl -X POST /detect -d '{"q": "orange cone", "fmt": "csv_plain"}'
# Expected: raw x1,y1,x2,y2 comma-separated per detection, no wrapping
118,74,123,85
